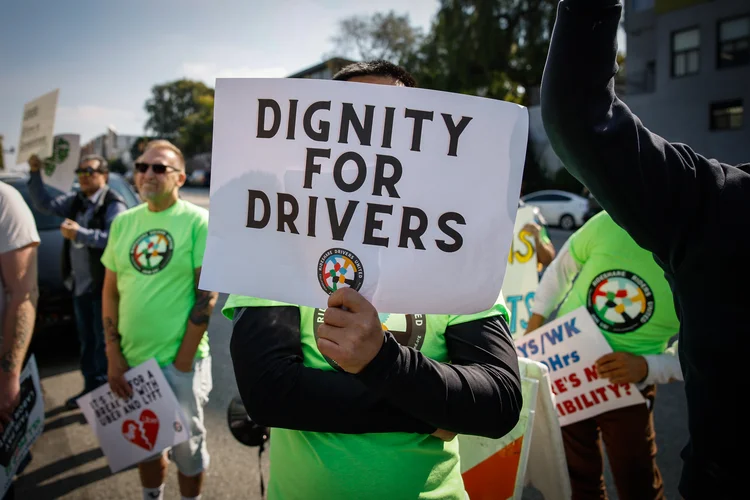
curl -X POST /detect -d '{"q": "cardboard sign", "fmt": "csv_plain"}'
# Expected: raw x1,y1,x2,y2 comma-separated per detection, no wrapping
501,205,539,338
16,89,59,165
0,356,44,497
39,134,80,192
77,359,189,473
514,307,645,426
201,78,528,314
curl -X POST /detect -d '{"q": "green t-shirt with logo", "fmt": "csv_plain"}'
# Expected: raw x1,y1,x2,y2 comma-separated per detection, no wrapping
556,211,679,355
222,295,509,500
101,199,210,367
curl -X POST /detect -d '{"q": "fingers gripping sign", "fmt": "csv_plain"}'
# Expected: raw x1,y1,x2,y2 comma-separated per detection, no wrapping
316,288,386,374
595,351,648,385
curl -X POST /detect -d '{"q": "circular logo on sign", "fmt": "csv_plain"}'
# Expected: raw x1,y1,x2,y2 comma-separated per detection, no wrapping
313,309,427,370
130,229,174,275
317,248,364,294
586,270,655,334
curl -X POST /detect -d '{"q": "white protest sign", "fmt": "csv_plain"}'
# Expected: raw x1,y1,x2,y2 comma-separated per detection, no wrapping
77,359,189,473
16,89,59,165
201,78,528,314
514,307,645,426
502,205,539,338
39,134,80,192
0,356,44,497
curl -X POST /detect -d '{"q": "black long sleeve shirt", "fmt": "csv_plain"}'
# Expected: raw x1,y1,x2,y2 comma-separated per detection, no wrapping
230,306,522,439
542,2,749,498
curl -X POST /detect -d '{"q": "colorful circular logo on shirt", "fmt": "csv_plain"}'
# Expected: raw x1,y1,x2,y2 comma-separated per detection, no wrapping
586,270,655,334
317,248,364,294
129,229,174,275
313,309,427,371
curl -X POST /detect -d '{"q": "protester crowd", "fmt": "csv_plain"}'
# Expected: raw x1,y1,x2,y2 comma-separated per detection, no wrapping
2,1,747,499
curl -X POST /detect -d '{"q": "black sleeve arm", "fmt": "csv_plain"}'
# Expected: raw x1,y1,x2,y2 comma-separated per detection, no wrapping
541,0,723,267
356,315,522,439
229,306,435,434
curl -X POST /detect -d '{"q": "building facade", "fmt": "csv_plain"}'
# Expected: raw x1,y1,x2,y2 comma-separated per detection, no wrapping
287,58,356,80
625,0,749,164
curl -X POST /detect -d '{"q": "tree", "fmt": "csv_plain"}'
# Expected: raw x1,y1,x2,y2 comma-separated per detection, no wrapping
408,0,558,105
144,79,214,140
329,11,423,64
177,94,214,158
108,158,128,174
130,136,154,163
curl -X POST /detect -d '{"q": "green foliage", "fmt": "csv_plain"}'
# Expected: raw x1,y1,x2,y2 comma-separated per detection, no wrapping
144,79,214,140
329,11,423,64
177,94,214,158
108,158,128,174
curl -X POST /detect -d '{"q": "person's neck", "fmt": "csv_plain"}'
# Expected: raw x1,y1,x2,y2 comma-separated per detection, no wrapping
146,193,179,213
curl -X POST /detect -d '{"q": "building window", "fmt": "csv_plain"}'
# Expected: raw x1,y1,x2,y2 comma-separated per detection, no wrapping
710,100,743,131
718,15,750,68
672,27,700,77
632,0,654,12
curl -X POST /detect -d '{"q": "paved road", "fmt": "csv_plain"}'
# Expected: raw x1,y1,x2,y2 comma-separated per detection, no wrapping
14,190,689,499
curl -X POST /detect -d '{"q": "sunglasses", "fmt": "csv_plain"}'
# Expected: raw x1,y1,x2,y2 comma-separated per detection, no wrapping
134,162,179,174
75,167,102,176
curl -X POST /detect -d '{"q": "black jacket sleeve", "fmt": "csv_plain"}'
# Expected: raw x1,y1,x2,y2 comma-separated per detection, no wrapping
229,306,435,434
356,315,522,439
540,0,727,270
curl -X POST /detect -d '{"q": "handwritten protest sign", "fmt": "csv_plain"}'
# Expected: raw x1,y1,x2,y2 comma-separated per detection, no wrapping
1,356,44,498
501,205,539,338
16,89,59,165
78,359,189,473
514,307,645,426
201,78,528,314
39,134,80,192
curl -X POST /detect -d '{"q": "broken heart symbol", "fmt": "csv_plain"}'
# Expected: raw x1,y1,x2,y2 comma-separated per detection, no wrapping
140,409,160,448
121,409,160,451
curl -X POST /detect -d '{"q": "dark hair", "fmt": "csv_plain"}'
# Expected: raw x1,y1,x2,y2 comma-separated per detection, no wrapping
333,60,417,88
80,154,109,173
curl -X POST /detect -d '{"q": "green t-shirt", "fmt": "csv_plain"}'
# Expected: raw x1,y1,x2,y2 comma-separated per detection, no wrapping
101,199,210,367
556,211,679,355
223,295,509,500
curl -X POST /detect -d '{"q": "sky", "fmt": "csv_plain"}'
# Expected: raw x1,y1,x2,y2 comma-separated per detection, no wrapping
0,0,439,168
1,0,625,170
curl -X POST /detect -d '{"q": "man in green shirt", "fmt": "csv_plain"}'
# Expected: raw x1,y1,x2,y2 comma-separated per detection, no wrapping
101,140,217,500
224,61,523,500
526,211,682,500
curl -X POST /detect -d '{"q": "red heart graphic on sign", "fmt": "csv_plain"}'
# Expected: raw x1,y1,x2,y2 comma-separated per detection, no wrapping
121,409,160,451
140,409,160,448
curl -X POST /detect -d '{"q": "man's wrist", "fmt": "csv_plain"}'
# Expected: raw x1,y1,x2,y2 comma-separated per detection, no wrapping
0,369,21,381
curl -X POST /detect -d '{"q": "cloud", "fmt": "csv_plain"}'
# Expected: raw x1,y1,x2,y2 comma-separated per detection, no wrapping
181,63,288,84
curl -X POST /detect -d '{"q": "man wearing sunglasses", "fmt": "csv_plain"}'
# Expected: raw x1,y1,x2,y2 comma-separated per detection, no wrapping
101,140,216,500
27,153,127,410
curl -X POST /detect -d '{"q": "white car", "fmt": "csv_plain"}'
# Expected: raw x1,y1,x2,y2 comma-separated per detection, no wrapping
520,190,589,230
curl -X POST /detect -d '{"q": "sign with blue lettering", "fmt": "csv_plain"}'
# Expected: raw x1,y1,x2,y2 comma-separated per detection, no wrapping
514,307,645,426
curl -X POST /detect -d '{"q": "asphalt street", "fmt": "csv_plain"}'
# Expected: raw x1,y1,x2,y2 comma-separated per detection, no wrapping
12,188,689,499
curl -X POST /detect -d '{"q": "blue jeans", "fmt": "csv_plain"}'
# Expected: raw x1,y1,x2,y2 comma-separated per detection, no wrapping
72,293,108,391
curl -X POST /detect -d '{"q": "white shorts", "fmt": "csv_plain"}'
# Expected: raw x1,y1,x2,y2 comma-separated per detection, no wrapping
142,356,212,476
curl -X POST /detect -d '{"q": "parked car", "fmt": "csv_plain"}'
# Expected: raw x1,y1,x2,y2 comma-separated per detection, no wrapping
0,172,141,333
520,189,589,230
188,169,211,187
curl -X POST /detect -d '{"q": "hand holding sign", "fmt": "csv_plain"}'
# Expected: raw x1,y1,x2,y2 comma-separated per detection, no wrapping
595,352,648,385
0,374,20,433
316,288,386,374
27,154,42,173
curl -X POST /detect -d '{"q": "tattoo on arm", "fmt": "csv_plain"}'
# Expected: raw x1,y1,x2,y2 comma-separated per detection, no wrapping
189,290,217,325
104,317,121,345
1,301,35,374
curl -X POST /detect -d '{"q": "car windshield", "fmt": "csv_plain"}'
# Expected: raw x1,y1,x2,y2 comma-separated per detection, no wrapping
4,180,65,231
3,174,139,231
